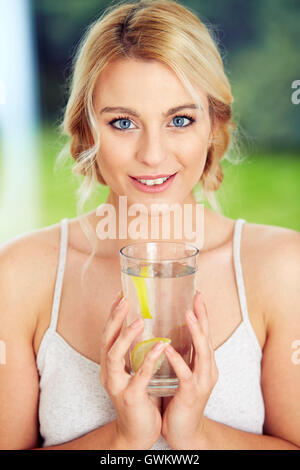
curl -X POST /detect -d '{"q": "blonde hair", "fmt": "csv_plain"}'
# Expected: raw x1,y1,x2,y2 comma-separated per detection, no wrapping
57,0,242,282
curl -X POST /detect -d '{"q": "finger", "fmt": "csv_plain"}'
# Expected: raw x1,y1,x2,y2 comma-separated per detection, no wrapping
194,291,213,349
111,289,123,312
103,290,126,337
149,394,161,410
106,318,145,369
106,295,128,341
100,295,128,365
164,344,193,389
129,341,170,392
185,309,213,380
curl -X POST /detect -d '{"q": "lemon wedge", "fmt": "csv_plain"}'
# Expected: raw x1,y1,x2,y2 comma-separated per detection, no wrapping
132,265,152,319
131,337,171,374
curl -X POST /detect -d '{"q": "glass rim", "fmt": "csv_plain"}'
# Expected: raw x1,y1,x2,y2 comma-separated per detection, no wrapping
119,240,199,263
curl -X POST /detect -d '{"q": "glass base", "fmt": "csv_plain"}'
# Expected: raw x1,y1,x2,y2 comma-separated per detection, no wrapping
147,377,178,397
129,370,179,397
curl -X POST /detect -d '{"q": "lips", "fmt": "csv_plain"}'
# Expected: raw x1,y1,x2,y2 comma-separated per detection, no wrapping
130,173,176,180
129,172,177,193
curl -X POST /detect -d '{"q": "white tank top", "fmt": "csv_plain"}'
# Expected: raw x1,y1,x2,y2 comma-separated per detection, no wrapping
37,218,265,449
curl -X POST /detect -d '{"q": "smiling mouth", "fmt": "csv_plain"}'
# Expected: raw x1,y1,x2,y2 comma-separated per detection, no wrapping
130,173,177,186
129,172,177,193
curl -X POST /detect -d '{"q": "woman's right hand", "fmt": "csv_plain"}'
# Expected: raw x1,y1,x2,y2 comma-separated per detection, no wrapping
99,290,167,450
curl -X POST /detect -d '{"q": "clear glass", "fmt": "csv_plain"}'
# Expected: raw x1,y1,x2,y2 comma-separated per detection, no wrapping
119,241,199,397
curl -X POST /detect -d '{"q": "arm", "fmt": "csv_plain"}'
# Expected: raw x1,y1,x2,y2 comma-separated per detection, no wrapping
34,421,127,450
193,418,298,450
0,239,41,449
0,238,130,450
162,228,300,450
187,229,300,450
0,237,164,450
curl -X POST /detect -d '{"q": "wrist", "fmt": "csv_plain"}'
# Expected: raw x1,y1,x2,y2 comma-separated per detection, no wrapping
173,418,209,450
110,420,152,450
191,417,210,450
110,420,131,450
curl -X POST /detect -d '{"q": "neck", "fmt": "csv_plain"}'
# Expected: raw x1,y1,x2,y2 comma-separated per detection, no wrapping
84,191,225,258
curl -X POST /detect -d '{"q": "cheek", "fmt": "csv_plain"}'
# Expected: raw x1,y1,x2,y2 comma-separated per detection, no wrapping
177,131,208,167
96,135,133,174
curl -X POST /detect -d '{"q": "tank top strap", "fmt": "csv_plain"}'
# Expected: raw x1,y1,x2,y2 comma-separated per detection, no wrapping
233,218,262,356
49,218,69,332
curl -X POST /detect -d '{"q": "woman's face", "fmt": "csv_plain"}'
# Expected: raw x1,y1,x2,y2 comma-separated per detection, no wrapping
93,58,213,208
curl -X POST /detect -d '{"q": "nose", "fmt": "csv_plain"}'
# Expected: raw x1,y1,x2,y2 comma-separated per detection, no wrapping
136,126,168,167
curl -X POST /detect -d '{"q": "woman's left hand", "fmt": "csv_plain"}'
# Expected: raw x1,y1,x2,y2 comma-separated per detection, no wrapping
161,290,219,449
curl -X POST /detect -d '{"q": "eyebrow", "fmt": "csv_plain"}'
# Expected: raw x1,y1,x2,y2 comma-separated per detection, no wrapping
100,103,202,118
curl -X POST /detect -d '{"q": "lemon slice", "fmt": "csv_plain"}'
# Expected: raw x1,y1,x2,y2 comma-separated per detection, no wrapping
131,337,171,374
132,265,152,319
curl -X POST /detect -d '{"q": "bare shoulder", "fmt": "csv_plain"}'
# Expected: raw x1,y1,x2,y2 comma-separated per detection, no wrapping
244,223,300,446
243,220,300,273
0,222,62,281
0,222,62,333
243,220,300,327
0,224,67,449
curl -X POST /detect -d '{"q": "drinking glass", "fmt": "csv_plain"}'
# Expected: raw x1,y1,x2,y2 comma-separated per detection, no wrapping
119,241,199,397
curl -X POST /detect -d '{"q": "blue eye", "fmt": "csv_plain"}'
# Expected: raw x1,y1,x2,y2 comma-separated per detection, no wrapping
109,114,195,131
108,116,135,130
171,116,193,128
112,118,133,130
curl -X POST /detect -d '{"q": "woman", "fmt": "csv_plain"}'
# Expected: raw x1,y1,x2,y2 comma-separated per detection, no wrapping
0,0,299,450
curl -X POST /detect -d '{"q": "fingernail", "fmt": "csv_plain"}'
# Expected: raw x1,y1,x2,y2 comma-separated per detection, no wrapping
153,341,164,352
188,309,197,323
114,289,122,303
131,318,143,328
165,344,174,354
116,295,126,309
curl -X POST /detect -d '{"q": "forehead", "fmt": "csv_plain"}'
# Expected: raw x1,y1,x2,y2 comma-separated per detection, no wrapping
94,58,208,112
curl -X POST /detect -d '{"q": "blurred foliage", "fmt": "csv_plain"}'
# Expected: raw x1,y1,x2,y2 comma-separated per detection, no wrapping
33,0,300,150
230,0,300,149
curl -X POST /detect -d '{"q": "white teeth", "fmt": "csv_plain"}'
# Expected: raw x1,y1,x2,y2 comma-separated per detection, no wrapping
137,176,170,185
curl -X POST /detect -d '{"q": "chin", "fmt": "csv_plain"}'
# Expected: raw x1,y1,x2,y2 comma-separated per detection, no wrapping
129,192,184,212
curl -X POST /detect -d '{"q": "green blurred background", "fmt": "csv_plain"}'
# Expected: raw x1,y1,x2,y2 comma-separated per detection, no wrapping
1,0,300,243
